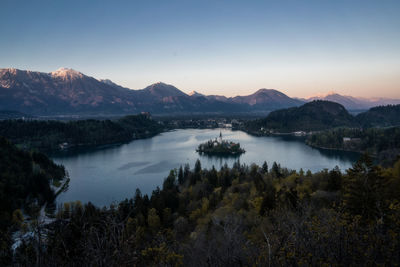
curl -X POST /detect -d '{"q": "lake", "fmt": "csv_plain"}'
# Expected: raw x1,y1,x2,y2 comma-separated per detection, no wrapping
52,128,360,206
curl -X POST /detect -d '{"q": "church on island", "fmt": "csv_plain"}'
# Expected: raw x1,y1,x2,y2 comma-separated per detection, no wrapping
196,132,245,156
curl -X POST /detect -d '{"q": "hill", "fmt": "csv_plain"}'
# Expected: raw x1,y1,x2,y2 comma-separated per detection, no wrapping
355,104,400,127
246,100,356,132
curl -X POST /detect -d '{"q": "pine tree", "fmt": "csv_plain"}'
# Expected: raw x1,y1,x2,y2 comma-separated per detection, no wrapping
194,159,202,174
343,153,386,222
271,162,282,178
178,166,184,185
262,161,269,173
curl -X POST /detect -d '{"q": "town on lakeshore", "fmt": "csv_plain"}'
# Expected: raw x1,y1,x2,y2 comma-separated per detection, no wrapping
196,131,245,156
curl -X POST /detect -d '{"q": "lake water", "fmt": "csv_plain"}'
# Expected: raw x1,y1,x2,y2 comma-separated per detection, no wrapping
52,128,359,206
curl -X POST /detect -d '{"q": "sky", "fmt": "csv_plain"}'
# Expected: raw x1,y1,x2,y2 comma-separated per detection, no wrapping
1,0,399,98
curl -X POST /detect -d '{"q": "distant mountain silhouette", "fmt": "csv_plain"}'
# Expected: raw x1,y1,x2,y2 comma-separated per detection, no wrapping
231,89,304,110
305,92,400,110
0,68,304,115
206,89,304,110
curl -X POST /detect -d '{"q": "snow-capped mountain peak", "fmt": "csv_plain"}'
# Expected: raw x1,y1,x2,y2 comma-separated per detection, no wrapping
189,90,205,97
50,68,84,80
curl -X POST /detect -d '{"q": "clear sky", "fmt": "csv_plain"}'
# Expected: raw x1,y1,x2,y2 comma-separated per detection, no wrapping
1,0,399,98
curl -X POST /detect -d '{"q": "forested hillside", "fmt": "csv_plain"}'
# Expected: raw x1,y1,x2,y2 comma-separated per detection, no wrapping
356,104,400,127
245,102,400,134
0,114,163,151
8,156,400,266
0,137,67,263
245,101,355,133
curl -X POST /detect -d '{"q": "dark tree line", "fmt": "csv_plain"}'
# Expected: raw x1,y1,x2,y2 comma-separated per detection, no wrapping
307,127,400,166
0,114,163,151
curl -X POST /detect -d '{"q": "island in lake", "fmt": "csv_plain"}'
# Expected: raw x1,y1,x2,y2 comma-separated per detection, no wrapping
196,131,245,156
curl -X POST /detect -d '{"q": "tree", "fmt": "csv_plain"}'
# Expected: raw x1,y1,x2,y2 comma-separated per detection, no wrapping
343,153,386,222
271,162,282,178
233,159,241,170
147,208,160,230
178,166,184,185
183,164,190,180
260,178,276,214
194,159,202,174
208,166,218,187
163,170,177,191
326,166,342,191
262,161,269,173
191,159,202,185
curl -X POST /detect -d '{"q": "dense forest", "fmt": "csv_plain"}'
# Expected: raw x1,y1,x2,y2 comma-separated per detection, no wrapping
355,105,400,128
245,101,355,133
245,102,400,133
3,148,400,266
307,127,400,166
0,137,68,264
0,113,163,151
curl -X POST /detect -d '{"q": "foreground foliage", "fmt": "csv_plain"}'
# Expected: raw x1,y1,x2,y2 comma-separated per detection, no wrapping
7,154,400,266
0,137,67,264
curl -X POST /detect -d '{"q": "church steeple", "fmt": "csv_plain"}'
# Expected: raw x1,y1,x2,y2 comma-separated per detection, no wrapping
219,131,222,143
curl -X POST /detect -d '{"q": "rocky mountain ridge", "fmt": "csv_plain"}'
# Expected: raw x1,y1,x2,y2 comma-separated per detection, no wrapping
0,68,304,115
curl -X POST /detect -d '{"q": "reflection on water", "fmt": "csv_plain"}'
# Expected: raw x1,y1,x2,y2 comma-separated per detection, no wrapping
52,129,360,206
134,161,173,175
117,161,150,171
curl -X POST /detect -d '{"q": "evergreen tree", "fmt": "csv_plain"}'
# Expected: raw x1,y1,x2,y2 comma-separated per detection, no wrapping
194,159,202,174
178,166,184,185
344,153,387,222
183,163,190,180
262,161,269,173
147,208,160,230
271,162,282,178
326,166,342,191
163,170,177,191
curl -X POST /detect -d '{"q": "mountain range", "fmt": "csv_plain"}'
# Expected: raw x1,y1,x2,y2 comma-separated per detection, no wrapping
1,67,399,116
302,92,400,110
0,68,304,116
